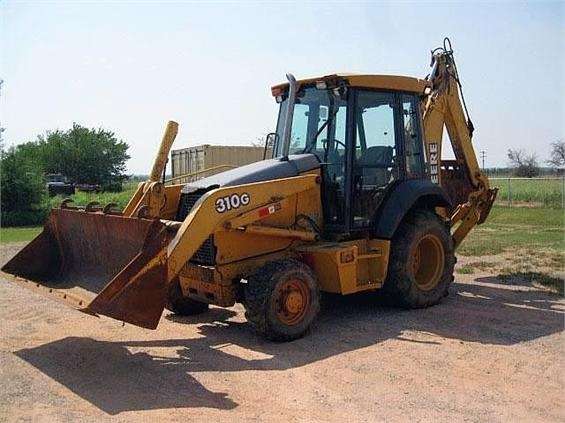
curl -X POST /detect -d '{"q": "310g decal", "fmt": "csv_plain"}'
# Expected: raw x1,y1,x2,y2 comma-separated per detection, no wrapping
215,193,251,213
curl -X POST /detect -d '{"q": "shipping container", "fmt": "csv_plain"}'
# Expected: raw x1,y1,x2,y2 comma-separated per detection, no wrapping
170,145,268,184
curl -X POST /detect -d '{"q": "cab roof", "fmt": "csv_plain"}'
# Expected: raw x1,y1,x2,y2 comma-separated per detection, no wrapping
272,73,430,95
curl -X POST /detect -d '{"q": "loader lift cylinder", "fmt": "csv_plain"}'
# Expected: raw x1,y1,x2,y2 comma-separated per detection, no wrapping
150,120,179,182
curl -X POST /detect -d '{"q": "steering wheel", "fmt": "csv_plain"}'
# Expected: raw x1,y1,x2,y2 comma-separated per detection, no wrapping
321,138,346,152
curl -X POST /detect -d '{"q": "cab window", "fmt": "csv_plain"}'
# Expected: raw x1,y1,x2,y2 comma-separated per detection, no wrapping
352,90,399,227
402,95,424,178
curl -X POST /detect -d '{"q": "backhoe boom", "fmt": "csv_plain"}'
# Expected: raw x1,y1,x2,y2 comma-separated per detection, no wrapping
422,38,498,246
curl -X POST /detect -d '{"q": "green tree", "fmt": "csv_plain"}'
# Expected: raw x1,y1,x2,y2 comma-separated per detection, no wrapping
1,124,130,226
36,123,130,189
0,144,49,226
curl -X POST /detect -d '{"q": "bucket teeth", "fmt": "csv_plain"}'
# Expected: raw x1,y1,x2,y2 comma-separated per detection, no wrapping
60,198,76,209
103,202,120,215
136,205,150,219
1,208,170,329
85,201,101,212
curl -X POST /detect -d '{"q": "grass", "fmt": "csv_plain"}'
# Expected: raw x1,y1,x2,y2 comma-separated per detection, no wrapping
498,271,564,296
48,181,138,210
2,196,563,261
468,261,497,271
458,207,565,256
492,178,563,208
456,261,498,274
0,226,42,244
0,181,139,244
456,265,475,274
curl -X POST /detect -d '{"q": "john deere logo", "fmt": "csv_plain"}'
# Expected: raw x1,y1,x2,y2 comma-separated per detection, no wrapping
429,142,439,184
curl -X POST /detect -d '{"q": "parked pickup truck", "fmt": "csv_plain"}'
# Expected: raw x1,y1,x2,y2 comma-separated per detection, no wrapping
45,173,75,196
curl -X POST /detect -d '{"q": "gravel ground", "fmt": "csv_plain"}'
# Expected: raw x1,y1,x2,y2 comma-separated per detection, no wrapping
0,243,563,423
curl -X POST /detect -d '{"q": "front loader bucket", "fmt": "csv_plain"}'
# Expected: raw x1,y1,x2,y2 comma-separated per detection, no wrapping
1,209,171,329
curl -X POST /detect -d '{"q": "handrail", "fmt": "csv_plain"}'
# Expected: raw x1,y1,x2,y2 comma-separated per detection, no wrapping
164,164,236,185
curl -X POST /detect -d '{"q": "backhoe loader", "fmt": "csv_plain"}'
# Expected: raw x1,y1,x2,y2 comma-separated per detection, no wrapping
3,39,497,341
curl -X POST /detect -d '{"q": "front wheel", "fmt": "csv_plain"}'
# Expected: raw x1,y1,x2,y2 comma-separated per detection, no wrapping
383,209,455,308
165,279,209,316
244,259,320,342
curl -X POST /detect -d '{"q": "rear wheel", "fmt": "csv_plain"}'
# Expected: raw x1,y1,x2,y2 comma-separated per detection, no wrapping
383,209,455,308
244,259,320,341
165,279,209,316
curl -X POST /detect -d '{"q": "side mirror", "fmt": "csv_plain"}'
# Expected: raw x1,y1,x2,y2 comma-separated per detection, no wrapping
263,132,278,160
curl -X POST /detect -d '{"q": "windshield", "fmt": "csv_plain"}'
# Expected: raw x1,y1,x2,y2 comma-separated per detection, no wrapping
273,86,347,161
46,174,66,183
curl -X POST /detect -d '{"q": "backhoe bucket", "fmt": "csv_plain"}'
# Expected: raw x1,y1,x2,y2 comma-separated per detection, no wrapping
1,209,171,329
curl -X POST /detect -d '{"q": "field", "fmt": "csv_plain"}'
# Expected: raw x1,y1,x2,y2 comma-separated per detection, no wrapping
0,226,42,243
492,177,564,208
3,205,563,255
458,207,564,256
55,178,565,210
0,183,137,240
48,181,138,210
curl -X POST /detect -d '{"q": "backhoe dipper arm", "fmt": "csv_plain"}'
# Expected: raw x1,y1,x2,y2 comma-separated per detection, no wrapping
422,39,498,247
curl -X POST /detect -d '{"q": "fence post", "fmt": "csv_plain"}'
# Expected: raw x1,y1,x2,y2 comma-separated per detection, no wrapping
508,177,512,207
562,175,564,209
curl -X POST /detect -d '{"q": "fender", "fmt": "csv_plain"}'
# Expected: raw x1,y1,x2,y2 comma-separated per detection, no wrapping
372,179,452,239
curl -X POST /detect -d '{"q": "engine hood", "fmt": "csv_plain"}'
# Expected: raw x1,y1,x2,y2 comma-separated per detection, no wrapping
181,154,320,194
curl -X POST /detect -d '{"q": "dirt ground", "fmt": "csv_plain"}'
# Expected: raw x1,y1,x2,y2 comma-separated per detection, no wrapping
0,243,563,423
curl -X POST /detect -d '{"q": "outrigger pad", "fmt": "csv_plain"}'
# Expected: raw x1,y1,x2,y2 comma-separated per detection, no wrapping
2,209,171,329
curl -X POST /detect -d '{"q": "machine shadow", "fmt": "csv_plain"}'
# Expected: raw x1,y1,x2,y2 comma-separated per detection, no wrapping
15,336,238,415
14,278,563,415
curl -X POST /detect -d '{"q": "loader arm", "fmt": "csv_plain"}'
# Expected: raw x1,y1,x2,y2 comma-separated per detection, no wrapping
422,39,498,247
166,174,319,278
86,173,320,328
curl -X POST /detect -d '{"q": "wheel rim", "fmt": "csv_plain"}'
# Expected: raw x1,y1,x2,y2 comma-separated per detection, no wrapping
411,234,445,291
275,278,310,325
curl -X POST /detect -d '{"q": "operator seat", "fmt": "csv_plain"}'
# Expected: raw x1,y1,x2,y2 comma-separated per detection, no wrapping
357,146,394,187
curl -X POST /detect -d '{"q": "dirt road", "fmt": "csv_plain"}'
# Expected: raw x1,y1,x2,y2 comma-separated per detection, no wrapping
0,243,563,422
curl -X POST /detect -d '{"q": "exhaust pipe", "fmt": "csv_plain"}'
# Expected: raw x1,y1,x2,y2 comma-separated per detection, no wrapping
280,73,297,160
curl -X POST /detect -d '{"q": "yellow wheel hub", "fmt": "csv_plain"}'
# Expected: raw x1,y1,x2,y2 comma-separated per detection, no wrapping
411,234,445,291
276,279,310,326
285,291,304,314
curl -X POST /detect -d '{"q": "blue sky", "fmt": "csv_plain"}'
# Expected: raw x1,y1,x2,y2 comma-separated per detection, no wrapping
1,1,563,173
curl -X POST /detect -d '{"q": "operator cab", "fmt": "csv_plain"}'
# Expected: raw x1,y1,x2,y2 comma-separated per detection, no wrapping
271,74,430,235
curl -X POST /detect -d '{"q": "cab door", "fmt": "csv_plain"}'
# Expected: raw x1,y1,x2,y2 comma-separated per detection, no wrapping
350,90,403,229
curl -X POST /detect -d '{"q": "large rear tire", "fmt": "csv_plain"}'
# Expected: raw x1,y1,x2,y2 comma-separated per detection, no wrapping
383,209,455,308
244,259,320,342
165,279,209,316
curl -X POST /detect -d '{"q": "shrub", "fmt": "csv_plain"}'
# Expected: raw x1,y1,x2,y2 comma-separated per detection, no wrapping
507,148,540,178
1,145,50,227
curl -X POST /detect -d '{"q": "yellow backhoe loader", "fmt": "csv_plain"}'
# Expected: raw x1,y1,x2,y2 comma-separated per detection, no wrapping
3,39,497,341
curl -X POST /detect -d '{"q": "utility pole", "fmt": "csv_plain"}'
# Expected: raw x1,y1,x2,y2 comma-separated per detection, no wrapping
480,150,486,170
